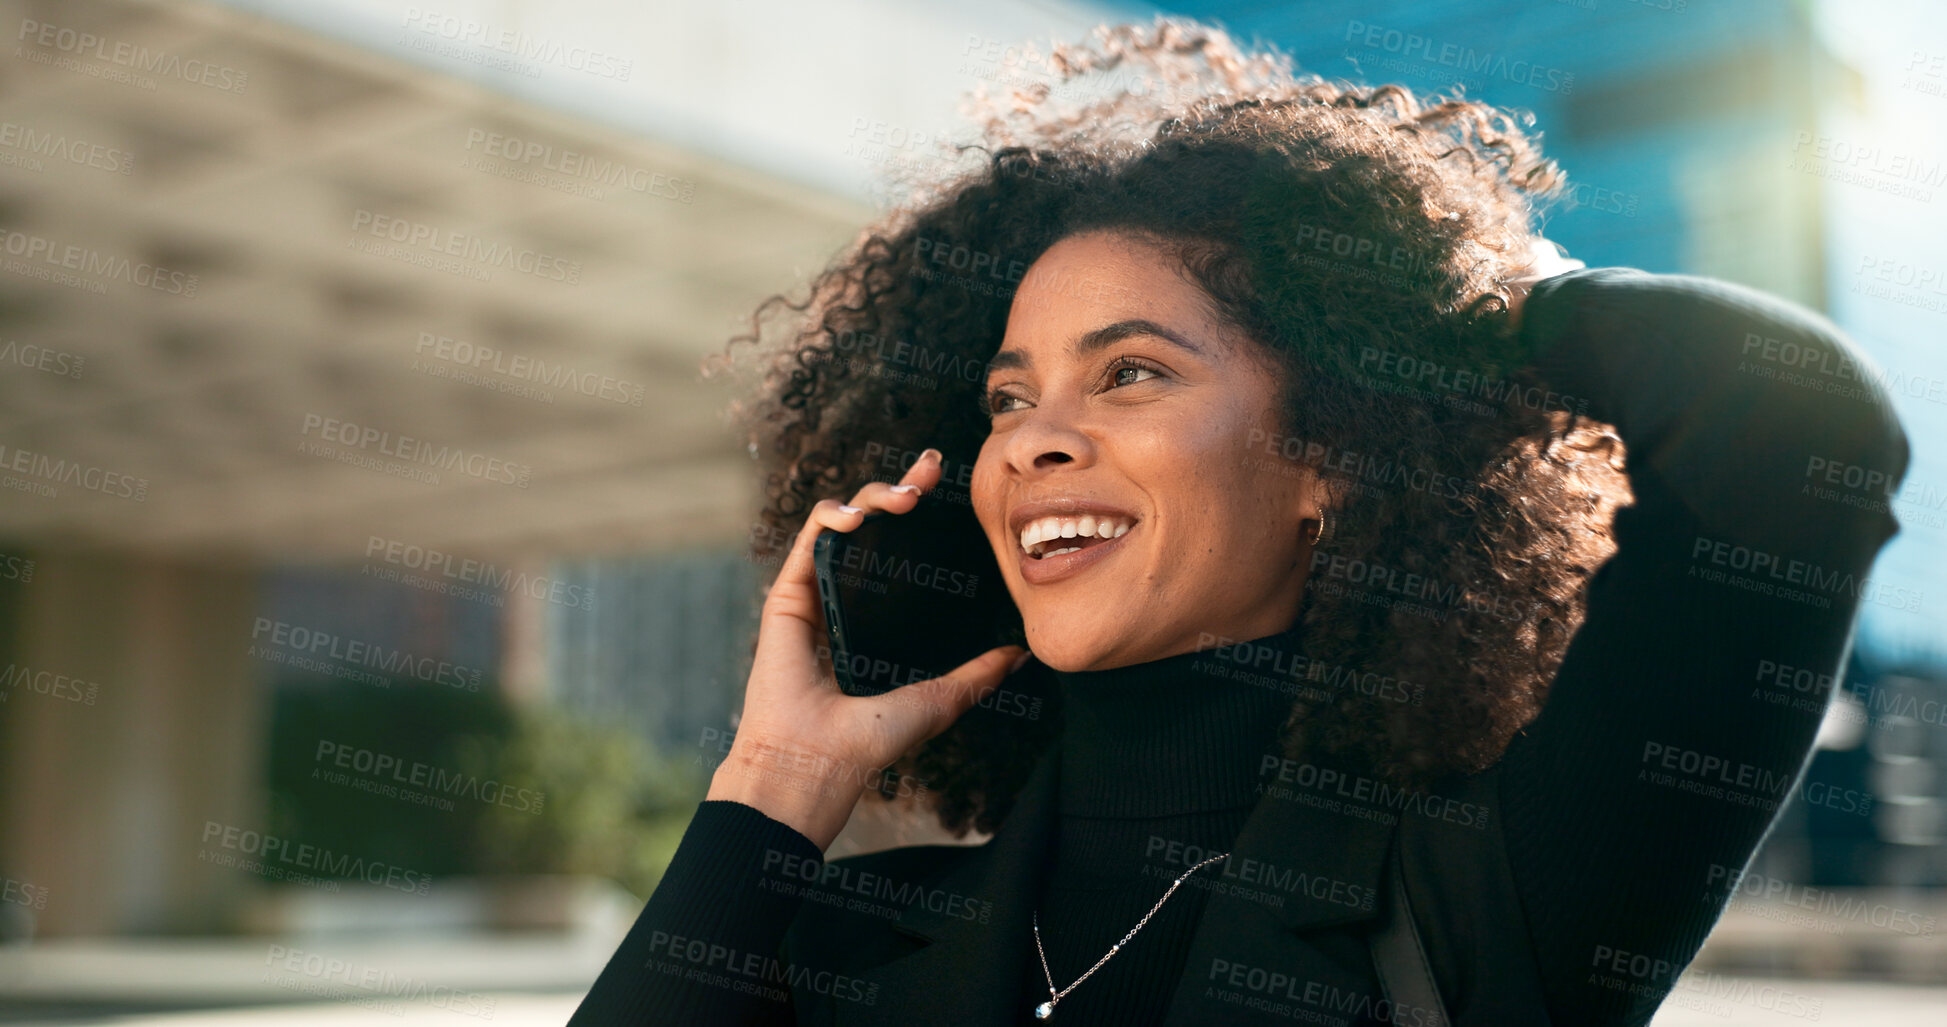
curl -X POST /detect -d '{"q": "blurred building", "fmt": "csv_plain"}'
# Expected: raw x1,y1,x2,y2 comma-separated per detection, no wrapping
1166,0,1947,894
0,0,868,938
0,0,1135,953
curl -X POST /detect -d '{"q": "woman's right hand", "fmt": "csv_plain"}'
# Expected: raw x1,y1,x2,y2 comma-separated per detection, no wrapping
705,447,1030,850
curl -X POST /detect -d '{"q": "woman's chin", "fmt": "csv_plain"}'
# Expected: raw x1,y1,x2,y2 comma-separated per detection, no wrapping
1019,622,1137,674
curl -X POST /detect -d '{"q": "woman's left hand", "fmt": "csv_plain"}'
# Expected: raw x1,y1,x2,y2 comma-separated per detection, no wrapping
1505,236,1585,331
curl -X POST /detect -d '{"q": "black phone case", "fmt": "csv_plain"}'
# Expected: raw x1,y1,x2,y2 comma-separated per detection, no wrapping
813,502,1023,696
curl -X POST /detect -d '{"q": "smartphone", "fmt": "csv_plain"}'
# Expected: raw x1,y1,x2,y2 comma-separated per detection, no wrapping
813,493,1025,697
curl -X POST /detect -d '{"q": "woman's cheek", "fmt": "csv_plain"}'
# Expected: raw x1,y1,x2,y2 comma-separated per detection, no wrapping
969,444,1005,530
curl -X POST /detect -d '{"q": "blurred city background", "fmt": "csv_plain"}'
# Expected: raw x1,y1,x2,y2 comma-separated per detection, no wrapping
0,0,1944,1023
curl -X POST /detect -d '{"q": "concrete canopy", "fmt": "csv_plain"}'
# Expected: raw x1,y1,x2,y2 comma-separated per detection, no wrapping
0,0,875,562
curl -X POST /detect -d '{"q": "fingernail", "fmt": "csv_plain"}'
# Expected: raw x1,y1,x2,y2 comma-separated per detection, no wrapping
921,448,942,463
1010,649,1033,673
890,484,920,495
838,504,863,514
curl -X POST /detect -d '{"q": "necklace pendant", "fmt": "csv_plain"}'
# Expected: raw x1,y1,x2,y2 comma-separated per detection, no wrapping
1029,851,1228,1022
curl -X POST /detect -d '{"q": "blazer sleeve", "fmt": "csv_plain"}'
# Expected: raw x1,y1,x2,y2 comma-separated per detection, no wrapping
1492,268,1914,1025
568,799,824,1026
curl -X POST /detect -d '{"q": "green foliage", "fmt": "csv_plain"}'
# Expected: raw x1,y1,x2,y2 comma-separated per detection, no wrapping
264,682,702,899
264,682,515,875
464,706,704,900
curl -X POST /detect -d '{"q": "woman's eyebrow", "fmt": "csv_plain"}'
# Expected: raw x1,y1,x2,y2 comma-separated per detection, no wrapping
985,318,1205,375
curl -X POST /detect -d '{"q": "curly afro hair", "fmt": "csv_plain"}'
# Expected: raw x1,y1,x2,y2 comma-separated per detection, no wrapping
713,18,1631,837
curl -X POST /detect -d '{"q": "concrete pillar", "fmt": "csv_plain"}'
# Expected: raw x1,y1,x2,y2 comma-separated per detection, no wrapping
0,549,261,936
498,554,554,708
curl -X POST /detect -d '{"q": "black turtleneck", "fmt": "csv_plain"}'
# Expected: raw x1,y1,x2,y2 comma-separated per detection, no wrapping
1022,624,1304,1026
570,268,1912,1027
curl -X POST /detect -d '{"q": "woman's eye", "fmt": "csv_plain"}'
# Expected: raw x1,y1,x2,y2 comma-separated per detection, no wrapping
986,391,1026,415
1109,363,1160,388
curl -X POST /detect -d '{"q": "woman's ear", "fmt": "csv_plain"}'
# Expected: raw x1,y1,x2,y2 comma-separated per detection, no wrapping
1298,474,1335,549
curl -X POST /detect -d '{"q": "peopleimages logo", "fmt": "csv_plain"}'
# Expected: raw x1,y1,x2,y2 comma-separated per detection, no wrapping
1355,345,1590,417
401,8,634,81
1258,755,1489,829
761,848,995,923
347,209,582,284
0,442,148,501
0,551,33,583
250,618,483,691
313,740,545,815
0,339,84,378
363,535,595,610
1343,19,1574,93
1742,329,1947,406
0,226,196,295
1637,739,1870,816
1205,958,1445,1027
1753,657,1947,729
646,931,880,1006
0,121,134,174
15,18,249,92
1689,534,1925,612
1705,863,1938,937
460,130,689,201
412,331,645,406
1,875,48,911
828,541,980,597
1146,836,1375,911
1291,224,1437,280
299,414,532,488
1194,632,1424,705
264,945,496,1020
0,662,100,705
1308,549,1533,623
199,821,430,895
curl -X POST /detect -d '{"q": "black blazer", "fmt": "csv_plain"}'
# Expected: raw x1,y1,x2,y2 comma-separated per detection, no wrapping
778,738,1546,1026
569,269,1912,1027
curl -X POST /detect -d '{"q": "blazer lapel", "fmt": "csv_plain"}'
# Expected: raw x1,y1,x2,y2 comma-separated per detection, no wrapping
1162,765,1398,1024
836,747,1062,1026
827,750,1398,1025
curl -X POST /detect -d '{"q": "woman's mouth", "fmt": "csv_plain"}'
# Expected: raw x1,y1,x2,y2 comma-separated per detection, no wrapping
1019,513,1132,557
1016,513,1136,585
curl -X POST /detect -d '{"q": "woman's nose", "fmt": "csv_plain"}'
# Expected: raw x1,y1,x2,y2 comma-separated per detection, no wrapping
1003,408,1094,475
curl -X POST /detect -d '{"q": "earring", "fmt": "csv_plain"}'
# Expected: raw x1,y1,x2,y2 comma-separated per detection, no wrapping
1308,509,1332,548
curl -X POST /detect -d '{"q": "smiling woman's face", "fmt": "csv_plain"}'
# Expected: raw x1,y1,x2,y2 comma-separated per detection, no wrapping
971,230,1322,672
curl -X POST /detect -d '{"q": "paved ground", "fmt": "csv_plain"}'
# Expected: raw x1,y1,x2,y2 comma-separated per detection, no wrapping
0,993,581,1026
1647,977,1947,1025
3,932,1944,1025
4,978,1947,1026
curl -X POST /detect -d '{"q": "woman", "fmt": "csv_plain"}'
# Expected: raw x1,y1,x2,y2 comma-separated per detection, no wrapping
572,21,1911,1027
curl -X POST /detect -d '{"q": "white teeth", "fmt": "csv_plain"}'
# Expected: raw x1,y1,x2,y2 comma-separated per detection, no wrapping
1016,513,1135,556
